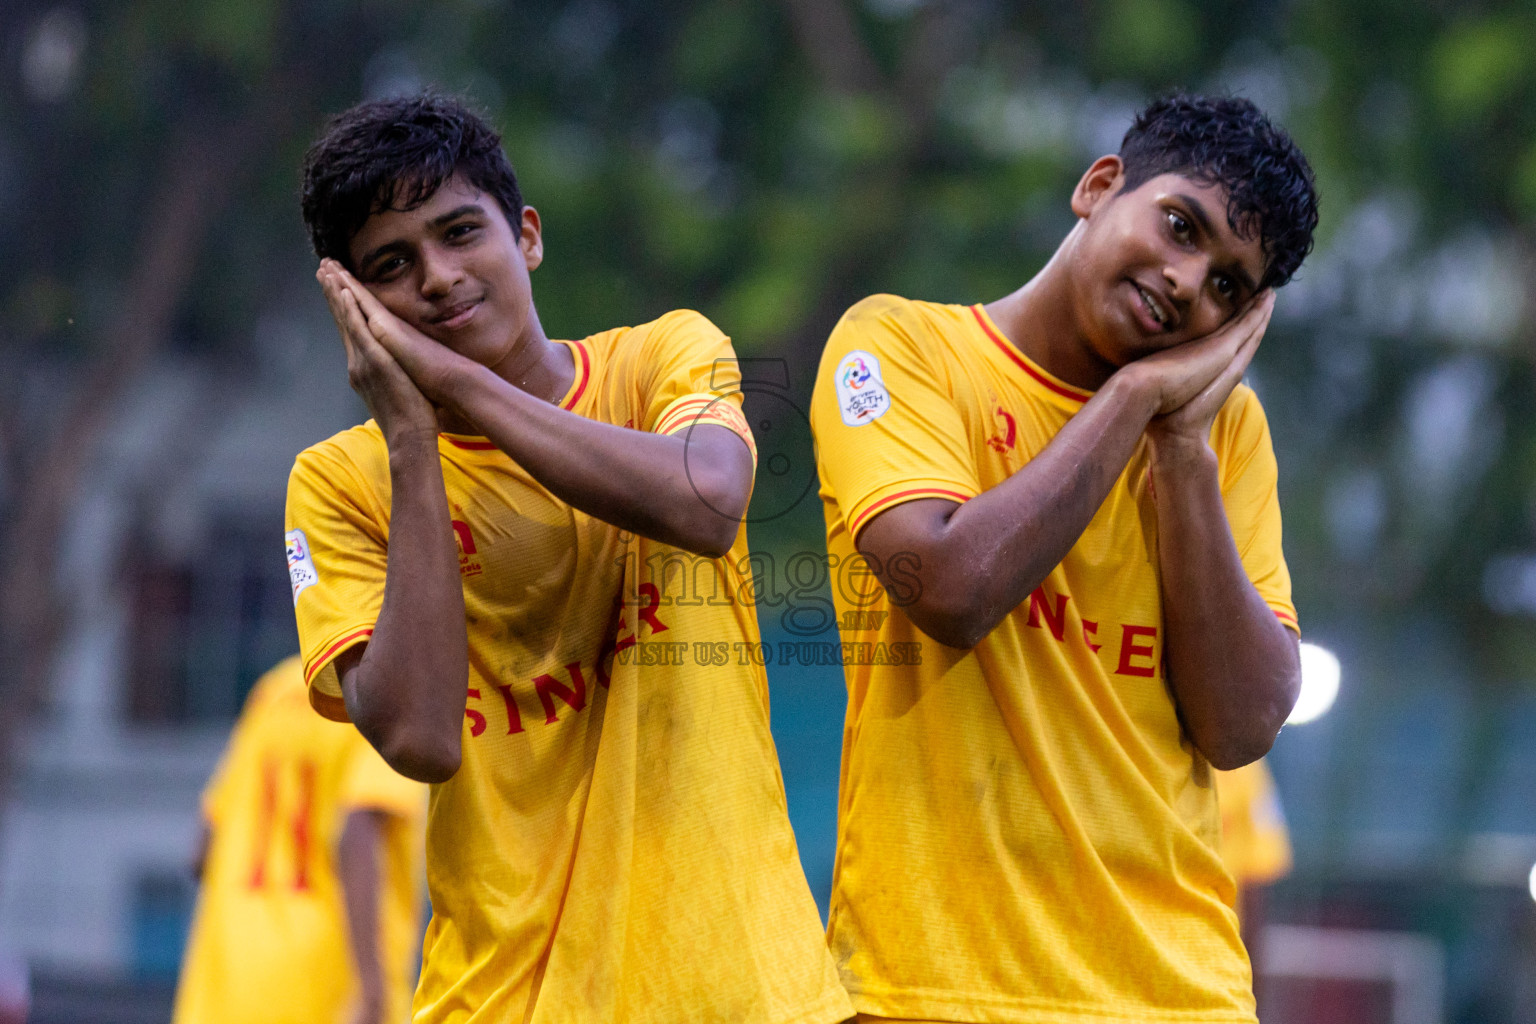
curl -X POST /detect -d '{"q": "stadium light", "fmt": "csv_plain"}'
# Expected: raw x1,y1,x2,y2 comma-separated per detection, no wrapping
1529,860,1536,905
1287,642,1341,725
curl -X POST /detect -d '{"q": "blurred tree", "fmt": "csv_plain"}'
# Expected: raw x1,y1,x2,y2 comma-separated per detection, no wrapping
1,0,1535,887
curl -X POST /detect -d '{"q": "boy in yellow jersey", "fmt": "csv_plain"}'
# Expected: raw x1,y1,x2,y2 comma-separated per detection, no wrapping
288,94,849,1023
172,655,425,1024
809,94,1319,1023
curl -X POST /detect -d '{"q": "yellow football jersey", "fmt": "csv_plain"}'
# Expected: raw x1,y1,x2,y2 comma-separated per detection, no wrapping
810,295,1298,1024
172,655,426,1024
1216,758,1293,889
286,310,850,1024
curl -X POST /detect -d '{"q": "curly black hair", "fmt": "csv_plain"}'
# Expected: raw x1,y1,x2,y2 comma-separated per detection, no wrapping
301,92,523,267
1118,94,1318,290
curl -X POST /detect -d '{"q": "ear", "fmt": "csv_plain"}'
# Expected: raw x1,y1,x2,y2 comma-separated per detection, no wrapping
1070,155,1125,219
520,207,544,271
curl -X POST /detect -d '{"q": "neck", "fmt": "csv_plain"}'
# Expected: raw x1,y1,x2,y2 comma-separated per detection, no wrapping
983,224,1118,392
435,305,575,434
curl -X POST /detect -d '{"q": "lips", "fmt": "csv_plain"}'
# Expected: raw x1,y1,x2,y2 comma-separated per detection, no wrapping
431,297,483,329
1130,281,1176,333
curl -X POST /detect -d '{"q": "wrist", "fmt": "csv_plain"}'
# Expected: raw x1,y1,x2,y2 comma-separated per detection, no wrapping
1102,364,1162,421
385,428,440,469
1148,432,1216,476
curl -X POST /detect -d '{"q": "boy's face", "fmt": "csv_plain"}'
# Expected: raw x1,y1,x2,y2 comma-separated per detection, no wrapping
1069,157,1268,367
346,172,541,369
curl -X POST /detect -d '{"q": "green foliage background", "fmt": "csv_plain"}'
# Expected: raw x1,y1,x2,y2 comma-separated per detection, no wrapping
5,0,1536,1014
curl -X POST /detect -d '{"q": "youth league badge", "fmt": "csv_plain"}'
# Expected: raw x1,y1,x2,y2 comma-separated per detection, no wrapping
835,350,891,427
286,528,319,604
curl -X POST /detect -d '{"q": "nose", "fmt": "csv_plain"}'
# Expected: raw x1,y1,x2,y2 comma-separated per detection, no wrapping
418,244,463,300
1162,252,1207,306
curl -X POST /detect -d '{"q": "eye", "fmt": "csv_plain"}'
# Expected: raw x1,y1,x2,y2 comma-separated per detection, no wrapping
1166,210,1191,242
445,222,480,242
369,255,408,282
1214,273,1235,299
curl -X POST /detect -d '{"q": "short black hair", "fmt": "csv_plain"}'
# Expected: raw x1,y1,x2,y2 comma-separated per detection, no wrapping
301,92,523,267
1118,93,1318,290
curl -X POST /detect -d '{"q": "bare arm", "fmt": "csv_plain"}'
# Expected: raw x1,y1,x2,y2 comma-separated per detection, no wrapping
857,295,1276,650
402,361,750,557
1145,320,1300,769
338,809,388,1024
321,279,468,783
320,261,752,557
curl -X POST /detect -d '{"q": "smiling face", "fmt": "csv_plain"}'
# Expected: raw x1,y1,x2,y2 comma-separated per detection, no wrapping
1066,157,1268,373
346,172,542,371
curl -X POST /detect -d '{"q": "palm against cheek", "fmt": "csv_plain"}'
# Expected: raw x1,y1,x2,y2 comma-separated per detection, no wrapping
317,269,436,438
1150,293,1272,441
321,261,446,388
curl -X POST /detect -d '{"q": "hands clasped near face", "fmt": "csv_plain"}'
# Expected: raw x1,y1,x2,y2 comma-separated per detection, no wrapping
1136,289,1275,449
317,259,454,445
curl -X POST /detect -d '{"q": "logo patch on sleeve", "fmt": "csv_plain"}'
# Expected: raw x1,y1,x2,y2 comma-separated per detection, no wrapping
286,529,319,604
834,350,891,427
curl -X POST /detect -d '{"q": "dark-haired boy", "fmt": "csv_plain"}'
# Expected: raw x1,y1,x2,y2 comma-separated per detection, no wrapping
287,94,850,1024
809,95,1318,1022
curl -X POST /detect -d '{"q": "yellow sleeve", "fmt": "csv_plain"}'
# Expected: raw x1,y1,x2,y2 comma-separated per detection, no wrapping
285,440,389,722
810,295,981,541
637,310,757,465
1212,387,1298,633
338,730,426,821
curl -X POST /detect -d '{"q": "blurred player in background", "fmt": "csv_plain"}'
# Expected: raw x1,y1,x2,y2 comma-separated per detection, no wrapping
288,93,848,1023
171,655,425,1024
811,94,1317,1023
1216,757,1294,998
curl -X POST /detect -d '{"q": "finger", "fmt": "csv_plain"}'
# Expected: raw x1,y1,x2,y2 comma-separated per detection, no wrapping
1235,290,1276,339
317,270,366,379
340,289,388,362
341,282,407,357
1223,325,1263,383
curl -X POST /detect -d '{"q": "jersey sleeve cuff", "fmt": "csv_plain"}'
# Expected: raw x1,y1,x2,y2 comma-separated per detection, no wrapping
1270,605,1299,635
653,393,758,466
845,479,978,542
303,624,374,722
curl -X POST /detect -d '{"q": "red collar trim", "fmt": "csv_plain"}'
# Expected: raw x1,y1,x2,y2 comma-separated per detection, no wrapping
561,339,591,411
970,305,1091,404
442,436,496,450
440,340,591,451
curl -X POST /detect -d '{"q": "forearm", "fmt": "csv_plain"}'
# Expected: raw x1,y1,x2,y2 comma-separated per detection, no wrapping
1149,438,1300,768
444,364,747,555
338,810,386,1024
880,372,1160,648
345,433,468,782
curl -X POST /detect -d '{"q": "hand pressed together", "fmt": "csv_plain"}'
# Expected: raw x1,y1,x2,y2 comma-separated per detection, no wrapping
1133,290,1275,454
317,261,438,447
1149,290,1274,450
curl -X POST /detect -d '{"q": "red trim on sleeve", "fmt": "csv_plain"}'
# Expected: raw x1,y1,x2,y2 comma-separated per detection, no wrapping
1273,609,1298,627
971,306,1092,404
849,487,972,538
304,627,375,685
655,397,717,435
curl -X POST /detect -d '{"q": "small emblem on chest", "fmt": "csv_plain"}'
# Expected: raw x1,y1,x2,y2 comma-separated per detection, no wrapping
987,405,1017,453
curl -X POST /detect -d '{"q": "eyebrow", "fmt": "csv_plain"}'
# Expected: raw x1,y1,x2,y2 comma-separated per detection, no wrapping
1175,192,1259,296
429,203,485,228
357,204,487,274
